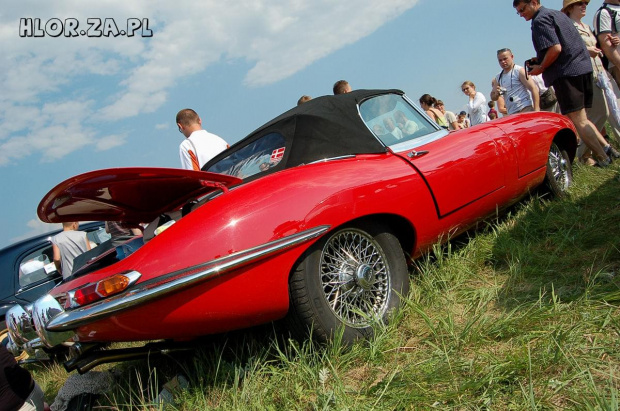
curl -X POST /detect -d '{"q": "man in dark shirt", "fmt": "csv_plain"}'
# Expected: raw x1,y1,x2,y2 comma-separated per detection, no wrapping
514,0,612,166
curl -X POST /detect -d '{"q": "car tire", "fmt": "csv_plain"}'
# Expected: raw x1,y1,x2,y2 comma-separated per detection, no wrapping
544,142,573,198
0,329,29,362
285,223,409,344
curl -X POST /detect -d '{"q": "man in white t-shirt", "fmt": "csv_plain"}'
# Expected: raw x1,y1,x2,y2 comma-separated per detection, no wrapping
176,108,229,171
594,1,620,87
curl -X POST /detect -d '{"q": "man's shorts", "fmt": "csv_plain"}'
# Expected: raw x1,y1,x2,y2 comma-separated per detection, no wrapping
552,73,593,115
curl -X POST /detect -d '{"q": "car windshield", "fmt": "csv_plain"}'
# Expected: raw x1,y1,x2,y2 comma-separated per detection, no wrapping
359,94,438,146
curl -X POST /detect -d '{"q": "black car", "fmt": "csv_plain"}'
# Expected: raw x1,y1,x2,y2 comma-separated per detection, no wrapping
0,222,109,350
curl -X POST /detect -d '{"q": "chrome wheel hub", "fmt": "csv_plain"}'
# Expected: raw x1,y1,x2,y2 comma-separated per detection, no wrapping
355,263,375,291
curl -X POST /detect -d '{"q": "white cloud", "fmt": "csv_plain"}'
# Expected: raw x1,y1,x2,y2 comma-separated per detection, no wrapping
95,134,126,151
0,0,418,165
0,99,97,165
155,123,169,130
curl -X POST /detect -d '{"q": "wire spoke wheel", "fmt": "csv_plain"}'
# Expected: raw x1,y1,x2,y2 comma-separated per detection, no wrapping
320,229,390,327
549,143,569,190
544,142,572,198
286,223,409,343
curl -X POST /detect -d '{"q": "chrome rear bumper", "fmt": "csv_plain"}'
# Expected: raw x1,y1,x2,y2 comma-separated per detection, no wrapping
7,296,75,352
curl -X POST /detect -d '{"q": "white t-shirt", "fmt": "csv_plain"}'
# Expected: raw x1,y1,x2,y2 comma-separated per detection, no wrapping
466,92,489,126
593,3,620,68
531,74,548,94
179,129,228,171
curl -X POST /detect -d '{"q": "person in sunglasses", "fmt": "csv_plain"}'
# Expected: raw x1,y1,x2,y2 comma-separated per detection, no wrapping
564,0,620,163
514,0,613,166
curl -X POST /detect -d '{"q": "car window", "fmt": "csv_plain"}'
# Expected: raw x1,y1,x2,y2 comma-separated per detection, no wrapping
206,132,286,179
17,226,111,289
18,245,57,288
359,94,437,146
86,227,111,247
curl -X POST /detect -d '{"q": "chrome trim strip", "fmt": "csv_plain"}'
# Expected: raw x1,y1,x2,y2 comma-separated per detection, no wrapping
306,155,356,165
47,225,330,331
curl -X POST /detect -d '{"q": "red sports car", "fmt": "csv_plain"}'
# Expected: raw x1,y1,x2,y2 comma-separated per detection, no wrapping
6,89,576,372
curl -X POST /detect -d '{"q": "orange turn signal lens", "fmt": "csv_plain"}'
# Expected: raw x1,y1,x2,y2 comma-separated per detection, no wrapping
96,274,131,297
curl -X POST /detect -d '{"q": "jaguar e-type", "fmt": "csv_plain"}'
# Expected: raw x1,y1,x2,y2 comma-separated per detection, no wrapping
6,89,577,372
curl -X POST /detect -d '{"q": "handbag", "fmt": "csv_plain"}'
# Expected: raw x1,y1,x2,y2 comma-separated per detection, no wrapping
539,87,557,109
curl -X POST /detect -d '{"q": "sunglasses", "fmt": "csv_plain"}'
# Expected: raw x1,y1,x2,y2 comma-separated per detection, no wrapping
516,4,527,15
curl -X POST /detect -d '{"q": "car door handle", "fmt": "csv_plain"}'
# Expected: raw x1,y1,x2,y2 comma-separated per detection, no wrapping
407,150,429,158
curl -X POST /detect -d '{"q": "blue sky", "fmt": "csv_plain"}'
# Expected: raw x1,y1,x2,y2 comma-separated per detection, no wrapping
0,0,596,248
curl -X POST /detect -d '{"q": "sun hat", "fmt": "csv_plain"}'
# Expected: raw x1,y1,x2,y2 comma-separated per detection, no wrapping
561,0,589,13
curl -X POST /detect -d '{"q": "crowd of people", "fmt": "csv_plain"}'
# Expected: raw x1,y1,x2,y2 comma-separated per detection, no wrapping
296,1,620,169
396,0,620,167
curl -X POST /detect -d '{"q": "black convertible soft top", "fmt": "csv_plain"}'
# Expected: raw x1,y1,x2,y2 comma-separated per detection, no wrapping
204,89,404,173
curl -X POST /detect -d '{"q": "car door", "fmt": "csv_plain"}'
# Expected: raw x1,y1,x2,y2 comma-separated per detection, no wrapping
358,93,507,218
394,122,506,217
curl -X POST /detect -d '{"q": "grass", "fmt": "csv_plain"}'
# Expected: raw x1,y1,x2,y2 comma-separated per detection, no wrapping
26,160,620,410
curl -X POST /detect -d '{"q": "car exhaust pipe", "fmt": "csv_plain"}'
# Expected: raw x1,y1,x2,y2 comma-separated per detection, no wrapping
64,342,195,374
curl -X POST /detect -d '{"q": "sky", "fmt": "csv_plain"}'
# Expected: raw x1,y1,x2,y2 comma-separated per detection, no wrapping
0,0,600,248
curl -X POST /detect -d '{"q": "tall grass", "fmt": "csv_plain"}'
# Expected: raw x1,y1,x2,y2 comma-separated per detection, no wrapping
27,162,620,410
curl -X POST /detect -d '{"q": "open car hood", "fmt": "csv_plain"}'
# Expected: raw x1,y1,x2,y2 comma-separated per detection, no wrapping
38,168,242,224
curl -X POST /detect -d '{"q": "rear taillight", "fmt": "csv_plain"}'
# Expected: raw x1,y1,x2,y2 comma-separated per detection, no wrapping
69,271,141,308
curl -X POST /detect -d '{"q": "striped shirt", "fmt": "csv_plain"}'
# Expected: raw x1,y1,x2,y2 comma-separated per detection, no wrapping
531,6,592,87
